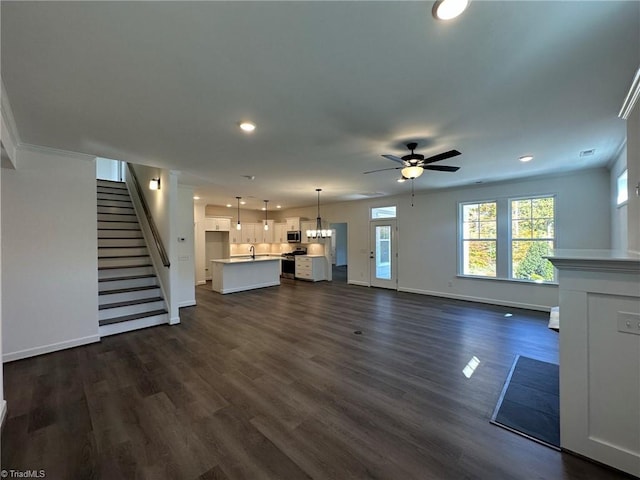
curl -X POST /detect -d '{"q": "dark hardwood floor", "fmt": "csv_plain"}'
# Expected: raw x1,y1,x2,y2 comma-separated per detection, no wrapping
2,280,632,479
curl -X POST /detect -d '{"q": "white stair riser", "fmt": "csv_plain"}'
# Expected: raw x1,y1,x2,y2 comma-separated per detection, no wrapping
97,206,135,215
99,300,166,320
98,221,140,230
97,192,132,202
97,229,142,239
99,287,161,305
99,276,158,291
98,257,150,268
98,213,139,222
99,313,168,337
97,199,133,208
98,238,147,247
99,247,149,257
98,266,155,278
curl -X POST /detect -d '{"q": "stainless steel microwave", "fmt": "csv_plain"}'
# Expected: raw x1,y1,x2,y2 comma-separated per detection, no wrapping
287,231,301,243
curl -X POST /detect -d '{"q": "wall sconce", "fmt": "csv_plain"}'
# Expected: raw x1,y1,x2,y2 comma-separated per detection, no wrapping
149,178,161,190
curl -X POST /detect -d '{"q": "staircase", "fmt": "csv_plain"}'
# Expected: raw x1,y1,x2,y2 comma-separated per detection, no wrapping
97,179,168,336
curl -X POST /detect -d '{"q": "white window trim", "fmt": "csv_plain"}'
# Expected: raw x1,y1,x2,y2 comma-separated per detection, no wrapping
458,194,558,285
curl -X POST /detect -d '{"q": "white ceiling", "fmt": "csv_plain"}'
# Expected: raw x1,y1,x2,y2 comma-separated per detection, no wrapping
2,1,639,210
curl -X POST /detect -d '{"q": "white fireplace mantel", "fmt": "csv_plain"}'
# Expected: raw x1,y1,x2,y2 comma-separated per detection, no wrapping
548,249,640,477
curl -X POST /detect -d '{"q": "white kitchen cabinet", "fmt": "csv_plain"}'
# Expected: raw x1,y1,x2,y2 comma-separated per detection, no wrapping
273,223,286,243
241,223,256,244
295,256,326,282
259,220,275,243
204,217,231,232
285,217,301,231
230,225,243,243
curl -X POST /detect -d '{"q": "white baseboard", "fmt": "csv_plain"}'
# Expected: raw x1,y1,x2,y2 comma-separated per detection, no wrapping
399,287,551,312
169,316,181,325
196,280,207,286
178,300,196,308
347,280,369,287
3,334,101,363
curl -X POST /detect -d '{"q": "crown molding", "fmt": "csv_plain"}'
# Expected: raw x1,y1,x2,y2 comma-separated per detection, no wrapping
619,66,640,120
18,142,95,161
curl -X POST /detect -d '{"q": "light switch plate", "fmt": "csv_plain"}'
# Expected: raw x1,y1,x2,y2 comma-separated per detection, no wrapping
617,311,640,335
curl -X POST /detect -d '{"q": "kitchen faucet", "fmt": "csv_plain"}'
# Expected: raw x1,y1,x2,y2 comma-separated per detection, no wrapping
249,245,255,260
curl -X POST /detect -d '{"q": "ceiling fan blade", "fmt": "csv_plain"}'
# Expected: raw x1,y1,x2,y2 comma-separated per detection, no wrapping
381,154,405,164
363,166,402,174
423,149,462,164
423,165,460,172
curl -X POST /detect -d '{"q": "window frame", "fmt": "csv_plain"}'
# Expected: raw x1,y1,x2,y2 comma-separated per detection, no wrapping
458,200,498,278
371,205,397,219
458,194,558,285
508,195,556,283
617,169,628,207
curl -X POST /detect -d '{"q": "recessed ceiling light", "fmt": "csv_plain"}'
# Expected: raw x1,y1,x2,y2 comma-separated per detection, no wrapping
432,0,470,20
276,205,282,209
193,196,200,200
240,200,246,205
519,155,534,163
226,204,232,208
239,122,255,132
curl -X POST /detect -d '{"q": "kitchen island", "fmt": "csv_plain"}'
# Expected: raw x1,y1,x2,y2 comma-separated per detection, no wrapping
210,257,280,294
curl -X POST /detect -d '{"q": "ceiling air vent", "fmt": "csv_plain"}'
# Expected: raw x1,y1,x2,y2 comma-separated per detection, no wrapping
579,149,595,157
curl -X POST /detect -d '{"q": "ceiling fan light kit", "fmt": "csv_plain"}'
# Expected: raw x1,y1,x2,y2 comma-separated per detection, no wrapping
401,165,424,179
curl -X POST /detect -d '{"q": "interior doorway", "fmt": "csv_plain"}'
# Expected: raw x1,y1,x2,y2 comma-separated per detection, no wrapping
330,222,348,283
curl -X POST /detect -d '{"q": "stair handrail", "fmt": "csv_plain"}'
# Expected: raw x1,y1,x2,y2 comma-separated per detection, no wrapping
126,163,170,268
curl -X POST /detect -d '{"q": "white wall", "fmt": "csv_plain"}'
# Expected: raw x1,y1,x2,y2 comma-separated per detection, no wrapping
194,203,207,285
176,185,195,307
626,104,639,253
280,168,611,311
2,146,99,361
0,163,5,425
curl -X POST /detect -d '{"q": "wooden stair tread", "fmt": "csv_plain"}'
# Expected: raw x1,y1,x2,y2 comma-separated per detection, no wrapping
98,309,168,326
99,296,163,310
98,254,149,259
98,264,153,270
99,274,157,282
99,285,159,296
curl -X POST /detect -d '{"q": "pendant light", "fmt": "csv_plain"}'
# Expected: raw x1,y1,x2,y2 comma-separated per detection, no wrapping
263,200,269,231
307,188,332,239
235,196,242,230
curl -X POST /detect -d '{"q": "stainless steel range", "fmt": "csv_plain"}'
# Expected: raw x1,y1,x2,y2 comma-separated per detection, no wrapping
281,247,307,279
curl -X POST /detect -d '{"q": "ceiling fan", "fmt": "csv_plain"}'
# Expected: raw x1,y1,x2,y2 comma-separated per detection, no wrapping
364,142,461,179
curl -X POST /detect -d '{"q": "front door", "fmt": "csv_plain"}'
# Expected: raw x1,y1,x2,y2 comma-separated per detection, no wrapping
370,220,397,289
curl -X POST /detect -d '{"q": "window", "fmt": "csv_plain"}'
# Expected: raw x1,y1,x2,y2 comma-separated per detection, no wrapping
459,195,556,283
371,206,396,219
510,197,555,283
617,169,628,205
461,202,497,277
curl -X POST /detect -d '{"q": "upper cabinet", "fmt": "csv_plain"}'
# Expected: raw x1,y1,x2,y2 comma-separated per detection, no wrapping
204,217,231,232
273,223,286,243
256,220,275,243
285,217,301,231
